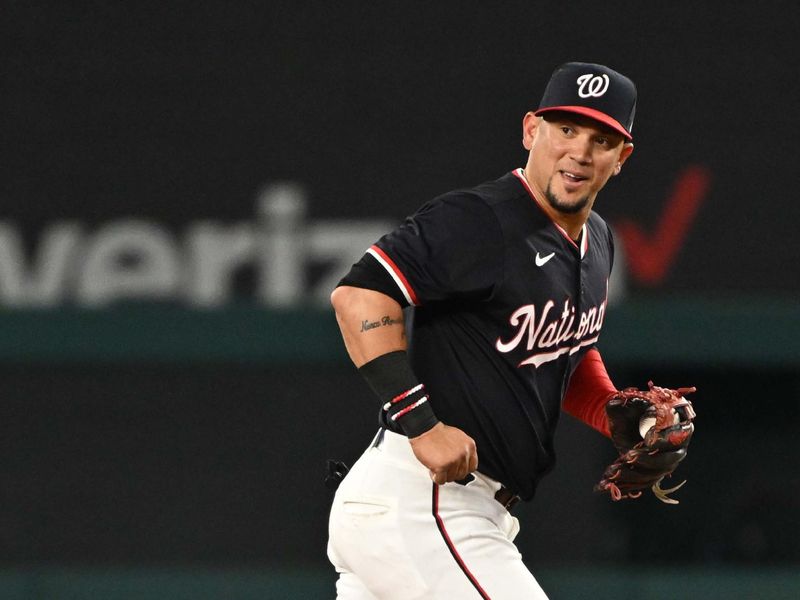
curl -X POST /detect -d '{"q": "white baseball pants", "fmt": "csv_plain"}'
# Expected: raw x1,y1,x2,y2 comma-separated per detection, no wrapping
327,429,548,599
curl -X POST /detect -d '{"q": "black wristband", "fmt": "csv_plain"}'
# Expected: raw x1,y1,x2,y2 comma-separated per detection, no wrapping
358,350,439,438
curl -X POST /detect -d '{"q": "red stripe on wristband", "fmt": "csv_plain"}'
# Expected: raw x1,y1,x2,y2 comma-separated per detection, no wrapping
390,396,429,421
383,383,425,411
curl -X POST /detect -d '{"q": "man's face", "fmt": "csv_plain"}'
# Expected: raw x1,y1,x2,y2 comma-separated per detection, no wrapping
525,112,633,215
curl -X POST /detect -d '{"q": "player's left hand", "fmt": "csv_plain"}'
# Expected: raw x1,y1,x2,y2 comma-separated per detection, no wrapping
594,381,696,504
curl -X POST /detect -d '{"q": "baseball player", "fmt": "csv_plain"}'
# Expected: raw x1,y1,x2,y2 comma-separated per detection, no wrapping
326,62,696,599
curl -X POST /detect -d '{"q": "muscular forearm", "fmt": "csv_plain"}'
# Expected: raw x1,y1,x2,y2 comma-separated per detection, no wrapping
331,284,477,482
330,285,407,367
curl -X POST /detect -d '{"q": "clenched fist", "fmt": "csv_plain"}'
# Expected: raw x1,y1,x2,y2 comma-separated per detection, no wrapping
409,423,478,484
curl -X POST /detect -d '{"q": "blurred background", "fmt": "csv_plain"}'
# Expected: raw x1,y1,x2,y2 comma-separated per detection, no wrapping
1,1,798,599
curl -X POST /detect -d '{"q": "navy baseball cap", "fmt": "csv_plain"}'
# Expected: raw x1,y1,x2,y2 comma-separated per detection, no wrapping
535,62,637,140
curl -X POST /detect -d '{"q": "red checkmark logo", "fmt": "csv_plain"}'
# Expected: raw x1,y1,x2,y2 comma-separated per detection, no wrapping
614,165,712,286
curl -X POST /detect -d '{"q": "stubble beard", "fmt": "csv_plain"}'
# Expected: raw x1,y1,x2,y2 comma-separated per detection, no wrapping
544,181,590,215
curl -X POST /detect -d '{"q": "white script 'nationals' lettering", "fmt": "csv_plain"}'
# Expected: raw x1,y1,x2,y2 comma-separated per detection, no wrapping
495,297,606,368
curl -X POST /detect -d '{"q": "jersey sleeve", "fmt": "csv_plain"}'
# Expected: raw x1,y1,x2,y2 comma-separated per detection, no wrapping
562,348,617,437
337,251,410,306
342,193,505,306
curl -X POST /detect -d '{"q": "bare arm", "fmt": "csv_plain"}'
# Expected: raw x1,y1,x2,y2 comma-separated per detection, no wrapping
330,286,407,367
330,285,478,483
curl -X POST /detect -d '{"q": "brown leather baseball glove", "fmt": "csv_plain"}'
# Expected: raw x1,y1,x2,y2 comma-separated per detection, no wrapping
594,382,697,504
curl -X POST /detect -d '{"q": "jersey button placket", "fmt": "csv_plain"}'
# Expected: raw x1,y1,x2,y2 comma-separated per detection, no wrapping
576,256,585,312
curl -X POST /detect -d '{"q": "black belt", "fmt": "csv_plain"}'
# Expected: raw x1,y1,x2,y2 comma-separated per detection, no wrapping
494,486,521,511
457,473,520,512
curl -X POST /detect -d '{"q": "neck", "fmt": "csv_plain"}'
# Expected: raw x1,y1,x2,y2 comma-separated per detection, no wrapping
550,211,588,241
520,169,591,240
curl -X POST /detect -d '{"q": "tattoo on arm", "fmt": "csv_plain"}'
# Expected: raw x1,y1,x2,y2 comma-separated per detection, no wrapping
359,315,404,333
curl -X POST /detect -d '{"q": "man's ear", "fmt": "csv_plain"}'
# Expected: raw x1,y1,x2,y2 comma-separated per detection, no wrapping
614,143,634,175
522,112,540,151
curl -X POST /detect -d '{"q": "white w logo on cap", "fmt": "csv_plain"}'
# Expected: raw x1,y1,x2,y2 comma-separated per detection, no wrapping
576,73,610,98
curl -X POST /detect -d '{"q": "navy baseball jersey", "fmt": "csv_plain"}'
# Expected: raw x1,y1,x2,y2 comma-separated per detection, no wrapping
340,169,614,500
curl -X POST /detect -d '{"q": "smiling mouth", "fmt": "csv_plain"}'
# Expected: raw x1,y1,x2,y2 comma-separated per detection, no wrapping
561,170,588,183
